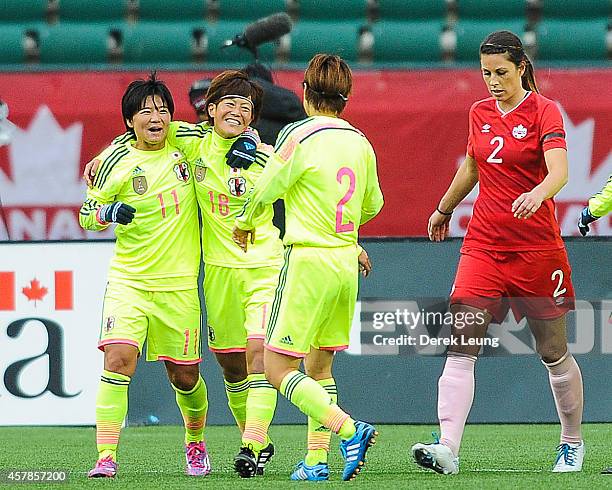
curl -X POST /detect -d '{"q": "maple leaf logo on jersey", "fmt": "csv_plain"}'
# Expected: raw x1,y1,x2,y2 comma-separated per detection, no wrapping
512,124,528,139
22,278,48,306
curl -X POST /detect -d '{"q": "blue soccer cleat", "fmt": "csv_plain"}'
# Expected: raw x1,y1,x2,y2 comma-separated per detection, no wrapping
290,461,329,481
339,420,378,481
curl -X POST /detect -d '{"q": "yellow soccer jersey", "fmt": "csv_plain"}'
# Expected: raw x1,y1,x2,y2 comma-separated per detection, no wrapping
236,116,384,247
167,121,283,268
79,142,200,290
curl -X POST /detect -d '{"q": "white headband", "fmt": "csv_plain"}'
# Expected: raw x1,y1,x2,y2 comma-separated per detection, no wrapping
217,94,254,108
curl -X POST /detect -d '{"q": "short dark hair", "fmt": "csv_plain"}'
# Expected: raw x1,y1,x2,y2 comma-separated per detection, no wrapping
205,70,264,125
121,71,175,133
303,54,352,115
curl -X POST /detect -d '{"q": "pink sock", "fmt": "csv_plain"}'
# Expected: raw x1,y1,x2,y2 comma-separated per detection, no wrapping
438,353,476,457
543,351,583,444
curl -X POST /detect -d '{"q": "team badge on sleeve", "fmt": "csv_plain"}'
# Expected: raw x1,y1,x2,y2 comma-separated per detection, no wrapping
132,175,148,194
174,162,190,182
512,124,528,139
228,168,247,196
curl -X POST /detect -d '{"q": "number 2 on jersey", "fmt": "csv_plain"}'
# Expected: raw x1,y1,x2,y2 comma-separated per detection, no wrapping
487,136,504,164
336,167,355,233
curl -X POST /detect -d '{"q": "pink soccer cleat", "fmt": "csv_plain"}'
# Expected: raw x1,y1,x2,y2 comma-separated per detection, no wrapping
88,456,118,478
185,441,211,476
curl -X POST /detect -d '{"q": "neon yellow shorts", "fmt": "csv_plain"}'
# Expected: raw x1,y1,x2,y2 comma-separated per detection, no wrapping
204,264,282,353
265,245,359,358
98,281,202,364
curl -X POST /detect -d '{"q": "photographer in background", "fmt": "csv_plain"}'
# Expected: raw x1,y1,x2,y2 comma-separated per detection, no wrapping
189,78,212,123
243,62,306,146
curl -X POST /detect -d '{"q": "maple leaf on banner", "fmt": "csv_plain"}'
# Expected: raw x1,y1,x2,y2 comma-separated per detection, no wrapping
22,278,48,306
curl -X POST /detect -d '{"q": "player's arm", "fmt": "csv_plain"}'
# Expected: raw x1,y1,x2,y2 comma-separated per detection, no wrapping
360,147,384,225
578,174,612,236
235,141,305,231
588,174,612,219
166,120,211,162
512,150,568,220
513,101,569,219
79,148,135,231
429,153,479,242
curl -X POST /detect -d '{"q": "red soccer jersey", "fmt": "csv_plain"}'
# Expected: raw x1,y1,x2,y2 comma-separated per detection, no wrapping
463,91,567,252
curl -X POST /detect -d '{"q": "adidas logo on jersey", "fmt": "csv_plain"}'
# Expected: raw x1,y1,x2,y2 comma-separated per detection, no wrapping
481,124,491,133
132,166,144,176
512,124,528,139
280,335,293,346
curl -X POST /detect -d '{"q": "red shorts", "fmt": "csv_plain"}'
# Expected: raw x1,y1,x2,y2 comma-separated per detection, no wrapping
450,247,575,323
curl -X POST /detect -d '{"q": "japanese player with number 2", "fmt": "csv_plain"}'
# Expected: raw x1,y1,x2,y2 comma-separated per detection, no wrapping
411,31,584,475
233,54,384,482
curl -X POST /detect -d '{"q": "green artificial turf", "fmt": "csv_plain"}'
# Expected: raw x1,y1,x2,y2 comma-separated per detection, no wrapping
0,424,610,488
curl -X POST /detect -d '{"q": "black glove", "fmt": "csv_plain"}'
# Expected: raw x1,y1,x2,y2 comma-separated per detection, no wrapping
99,202,136,225
226,130,259,170
577,206,597,236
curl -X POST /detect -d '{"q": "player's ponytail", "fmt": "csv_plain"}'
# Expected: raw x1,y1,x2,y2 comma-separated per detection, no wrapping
480,30,539,94
521,55,539,94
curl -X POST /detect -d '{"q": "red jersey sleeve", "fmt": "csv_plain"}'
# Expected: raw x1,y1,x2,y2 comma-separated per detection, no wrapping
540,100,567,152
466,103,476,157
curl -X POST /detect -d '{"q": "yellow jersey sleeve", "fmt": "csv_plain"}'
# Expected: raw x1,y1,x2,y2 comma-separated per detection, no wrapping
235,141,305,230
589,174,612,218
360,143,384,225
167,121,212,162
79,145,130,231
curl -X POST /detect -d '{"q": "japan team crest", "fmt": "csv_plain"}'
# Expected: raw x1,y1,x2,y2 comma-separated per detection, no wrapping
105,316,115,333
512,124,528,139
132,175,148,194
228,168,247,196
173,162,190,182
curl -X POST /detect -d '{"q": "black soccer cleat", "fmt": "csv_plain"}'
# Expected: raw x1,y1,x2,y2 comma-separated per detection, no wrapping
256,442,275,476
234,446,258,478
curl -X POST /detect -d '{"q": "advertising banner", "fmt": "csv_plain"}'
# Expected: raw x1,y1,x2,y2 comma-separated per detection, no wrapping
0,242,112,425
0,69,610,239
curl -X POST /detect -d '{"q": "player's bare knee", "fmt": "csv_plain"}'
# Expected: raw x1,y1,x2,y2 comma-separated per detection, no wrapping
104,348,136,376
247,355,264,375
539,345,568,365
167,363,199,391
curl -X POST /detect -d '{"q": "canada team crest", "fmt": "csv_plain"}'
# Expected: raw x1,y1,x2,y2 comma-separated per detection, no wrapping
512,124,528,139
